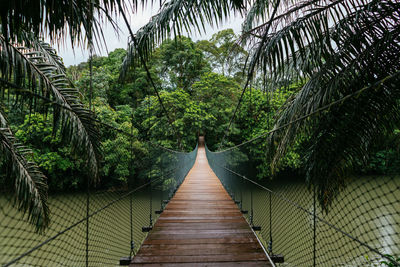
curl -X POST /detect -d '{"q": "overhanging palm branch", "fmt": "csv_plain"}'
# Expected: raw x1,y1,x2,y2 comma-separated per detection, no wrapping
0,36,102,229
1,0,123,48
0,107,49,232
1,36,102,181
120,0,245,79
241,0,400,207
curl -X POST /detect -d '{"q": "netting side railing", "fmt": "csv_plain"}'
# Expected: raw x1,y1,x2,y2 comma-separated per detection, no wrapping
0,131,197,267
205,139,400,267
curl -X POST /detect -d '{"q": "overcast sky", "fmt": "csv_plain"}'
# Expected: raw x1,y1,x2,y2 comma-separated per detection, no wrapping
56,5,244,66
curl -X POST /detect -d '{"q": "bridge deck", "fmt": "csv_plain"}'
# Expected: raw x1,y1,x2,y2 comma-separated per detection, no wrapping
130,139,273,266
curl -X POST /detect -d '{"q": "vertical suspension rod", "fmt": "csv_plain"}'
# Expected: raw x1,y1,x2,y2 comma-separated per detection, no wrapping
250,188,254,225
149,176,153,227
269,191,272,254
130,117,134,257
313,186,317,267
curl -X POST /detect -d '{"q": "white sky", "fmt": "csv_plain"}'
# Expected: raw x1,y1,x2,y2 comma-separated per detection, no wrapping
56,4,244,66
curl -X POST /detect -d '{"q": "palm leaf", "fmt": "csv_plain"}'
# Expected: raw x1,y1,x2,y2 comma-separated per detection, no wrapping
0,107,49,232
120,0,245,80
248,0,400,207
245,0,400,87
1,0,123,48
0,36,102,182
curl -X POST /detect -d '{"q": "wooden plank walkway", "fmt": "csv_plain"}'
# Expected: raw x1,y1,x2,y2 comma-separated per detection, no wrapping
130,137,273,266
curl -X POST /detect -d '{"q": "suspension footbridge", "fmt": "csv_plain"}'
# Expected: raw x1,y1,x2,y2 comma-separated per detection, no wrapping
130,137,272,266
1,133,399,266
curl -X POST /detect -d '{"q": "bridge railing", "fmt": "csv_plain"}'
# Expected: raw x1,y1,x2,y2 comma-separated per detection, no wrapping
205,138,400,267
0,123,198,267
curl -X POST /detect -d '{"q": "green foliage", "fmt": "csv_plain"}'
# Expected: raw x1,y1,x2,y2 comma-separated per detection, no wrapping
120,0,244,76
152,36,210,92
134,89,202,150
358,129,400,174
192,72,241,149
14,114,85,191
0,38,101,230
131,71,242,151
233,86,303,178
11,104,148,191
241,0,400,209
1,0,123,47
0,109,49,231
196,29,247,83
70,49,135,106
94,102,146,188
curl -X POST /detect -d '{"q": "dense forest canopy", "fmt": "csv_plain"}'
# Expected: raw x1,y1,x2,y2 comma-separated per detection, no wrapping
1,0,399,232
3,30,398,196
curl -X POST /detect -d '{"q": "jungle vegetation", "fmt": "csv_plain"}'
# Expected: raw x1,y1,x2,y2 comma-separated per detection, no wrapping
1,0,399,231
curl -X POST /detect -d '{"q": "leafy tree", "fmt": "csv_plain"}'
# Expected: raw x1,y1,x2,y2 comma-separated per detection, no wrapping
358,129,400,175
94,101,146,188
152,36,210,92
192,72,241,149
134,89,203,150
1,0,124,46
70,48,163,108
242,0,400,208
233,86,304,178
196,29,247,83
14,114,86,191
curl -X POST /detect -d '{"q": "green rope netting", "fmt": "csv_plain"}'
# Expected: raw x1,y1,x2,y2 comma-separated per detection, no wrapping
0,137,197,267
205,138,400,267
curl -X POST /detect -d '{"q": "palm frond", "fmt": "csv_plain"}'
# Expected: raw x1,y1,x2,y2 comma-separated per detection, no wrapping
0,107,49,232
1,0,124,48
246,0,400,87
120,0,245,80
242,0,279,34
31,40,66,73
241,0,400,207
269,0,400,164
0,36,102,182
302,77,400,208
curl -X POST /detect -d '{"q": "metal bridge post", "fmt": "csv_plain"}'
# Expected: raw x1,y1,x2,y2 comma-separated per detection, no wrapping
129,116,135,258
150,179,153,227
86,177,89,267
240,177,248,214
250,188,254,225
313,186,317,267
142,174,154,232
268,191,272,254
130,192,134,258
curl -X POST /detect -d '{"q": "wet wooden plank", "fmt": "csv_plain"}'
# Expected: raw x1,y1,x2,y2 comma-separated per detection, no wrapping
130,137,272,266
131,262,271,267
138,246,264,256
133,253,269,263
142,237,259,245
139,243,262,251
